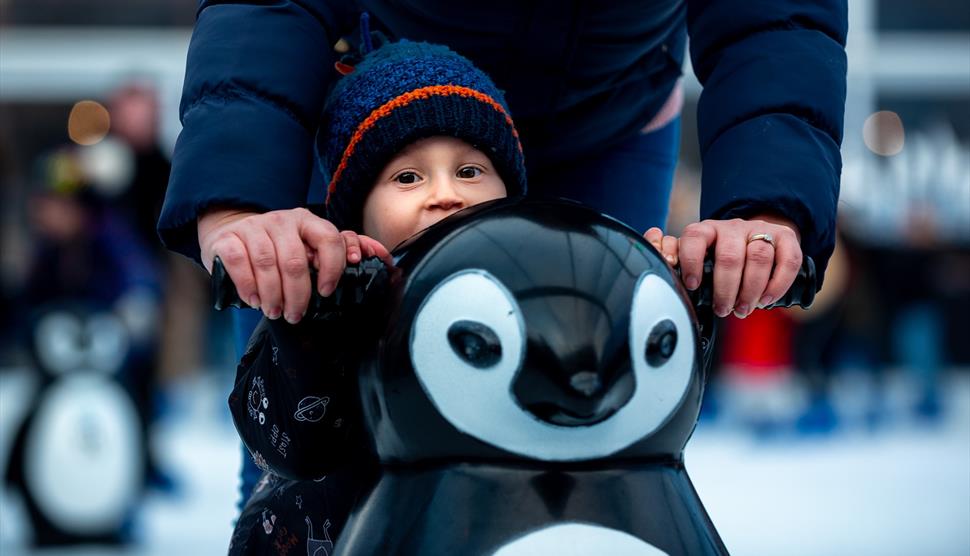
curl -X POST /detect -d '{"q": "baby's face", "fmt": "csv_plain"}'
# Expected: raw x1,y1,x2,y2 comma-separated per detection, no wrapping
362,136,507,250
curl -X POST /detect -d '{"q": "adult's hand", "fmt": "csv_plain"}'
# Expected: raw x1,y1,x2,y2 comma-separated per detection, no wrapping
678,214,802,319
198,207,391,324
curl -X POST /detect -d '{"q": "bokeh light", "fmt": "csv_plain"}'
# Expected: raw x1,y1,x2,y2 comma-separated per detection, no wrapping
67,100,111,146
78,137,135,197
863,110,905,156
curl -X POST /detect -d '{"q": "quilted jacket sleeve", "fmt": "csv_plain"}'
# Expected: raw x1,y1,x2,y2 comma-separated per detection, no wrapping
687,0,848,288
158,0,358,263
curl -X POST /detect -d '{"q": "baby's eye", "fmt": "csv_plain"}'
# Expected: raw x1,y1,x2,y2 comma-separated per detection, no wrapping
457,166,482,179
395,172,420,184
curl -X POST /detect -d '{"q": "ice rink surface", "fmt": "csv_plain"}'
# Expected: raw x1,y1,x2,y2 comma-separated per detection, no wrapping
1,368,968,556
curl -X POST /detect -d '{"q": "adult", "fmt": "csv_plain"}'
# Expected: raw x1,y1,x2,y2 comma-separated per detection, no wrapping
158,0,847,507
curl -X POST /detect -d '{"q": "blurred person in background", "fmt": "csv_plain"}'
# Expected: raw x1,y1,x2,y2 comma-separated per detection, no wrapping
789,231,852,434
0,134,24,366
876,206,947,421
789,225,891,434
108,81,172,261
21,145,168,518
23,147,159,308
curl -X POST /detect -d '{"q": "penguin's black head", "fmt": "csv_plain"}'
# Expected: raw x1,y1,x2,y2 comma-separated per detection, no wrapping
361,198,704,464
28,301,130,380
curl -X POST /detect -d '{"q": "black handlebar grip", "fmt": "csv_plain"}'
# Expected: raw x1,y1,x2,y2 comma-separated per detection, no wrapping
764,256,816,309
211,256,243,311
687,256,816,311
211,255,390,320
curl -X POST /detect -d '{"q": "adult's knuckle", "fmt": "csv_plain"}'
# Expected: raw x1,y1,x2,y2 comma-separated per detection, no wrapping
717,250,744,268
281,256,308,277
314,217,337,234
682,225,706,240
321,233,344,248
208,228,233,244
251,249,276,270
265,211,288,227
221,244,247,266
781,253,803,273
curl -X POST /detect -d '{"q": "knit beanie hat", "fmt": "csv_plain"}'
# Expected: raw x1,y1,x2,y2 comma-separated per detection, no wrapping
318,39,527,232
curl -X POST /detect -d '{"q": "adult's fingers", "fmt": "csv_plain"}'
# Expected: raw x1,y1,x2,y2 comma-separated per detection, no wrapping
265,212,313,324
210,233,260,309
198,208,258,274
241,227,284,320
760,227,803,308
733,235,775,318
711,221,746,317
298,212,347,297
679,222,717,291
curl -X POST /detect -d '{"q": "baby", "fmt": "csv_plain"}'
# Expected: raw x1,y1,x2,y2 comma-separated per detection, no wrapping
226,39,679,554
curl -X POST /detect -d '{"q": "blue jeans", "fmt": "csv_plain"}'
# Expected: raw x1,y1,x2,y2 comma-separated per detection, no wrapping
232,117,681,510
527,118,680,234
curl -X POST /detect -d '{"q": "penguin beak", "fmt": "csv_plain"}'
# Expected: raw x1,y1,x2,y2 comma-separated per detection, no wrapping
510,290,637,426
512,350,636,427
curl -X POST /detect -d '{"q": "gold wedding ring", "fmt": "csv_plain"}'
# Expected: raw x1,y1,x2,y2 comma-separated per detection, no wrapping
748,233,775,247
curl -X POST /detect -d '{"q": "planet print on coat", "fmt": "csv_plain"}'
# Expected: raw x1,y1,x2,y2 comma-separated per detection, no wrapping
294,396,329,423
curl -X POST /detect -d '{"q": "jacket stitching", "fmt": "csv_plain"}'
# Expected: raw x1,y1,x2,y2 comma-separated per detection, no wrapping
182,85,313,133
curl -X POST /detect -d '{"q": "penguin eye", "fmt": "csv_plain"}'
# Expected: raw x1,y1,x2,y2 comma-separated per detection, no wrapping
34,311,84,374
447,320,502,369
645,319,677,367
412,270,524,374
627,272,695,431
86,313,129,373
630,275,687,372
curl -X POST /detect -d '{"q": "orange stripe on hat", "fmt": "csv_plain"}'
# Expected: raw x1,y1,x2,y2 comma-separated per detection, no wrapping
326,85,522,202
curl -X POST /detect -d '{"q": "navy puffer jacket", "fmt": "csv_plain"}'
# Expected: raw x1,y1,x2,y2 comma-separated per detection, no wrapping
159,0,847,285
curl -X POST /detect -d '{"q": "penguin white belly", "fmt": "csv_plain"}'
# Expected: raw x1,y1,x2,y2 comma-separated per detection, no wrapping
23,373,142,533
492,523,668,556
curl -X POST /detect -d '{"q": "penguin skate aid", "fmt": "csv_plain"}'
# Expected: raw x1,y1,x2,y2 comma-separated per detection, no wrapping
6,300,145,546
215,197,816,556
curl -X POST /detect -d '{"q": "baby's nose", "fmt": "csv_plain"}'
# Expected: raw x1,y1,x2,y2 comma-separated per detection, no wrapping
428,179,465,210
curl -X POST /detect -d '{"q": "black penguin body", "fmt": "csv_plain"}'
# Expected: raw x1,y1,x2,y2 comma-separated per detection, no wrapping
338,464,721,555
337,199,725,555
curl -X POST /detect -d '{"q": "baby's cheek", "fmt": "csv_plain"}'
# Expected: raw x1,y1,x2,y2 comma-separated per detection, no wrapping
373,219,415,252
361,202,394,245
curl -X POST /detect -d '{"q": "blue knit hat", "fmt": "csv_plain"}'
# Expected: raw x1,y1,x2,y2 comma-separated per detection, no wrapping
317,39,527,232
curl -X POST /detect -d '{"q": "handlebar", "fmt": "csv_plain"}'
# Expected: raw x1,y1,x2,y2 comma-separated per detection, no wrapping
210,255,390,321
685,256,816,311
211,254,815,319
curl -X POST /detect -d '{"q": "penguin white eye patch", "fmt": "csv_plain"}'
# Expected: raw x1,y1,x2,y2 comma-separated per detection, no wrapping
410,270,694,461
